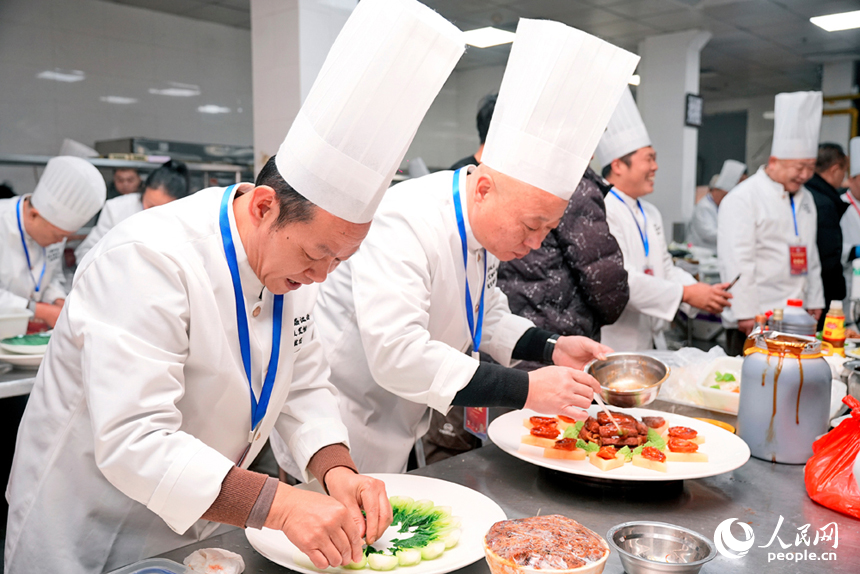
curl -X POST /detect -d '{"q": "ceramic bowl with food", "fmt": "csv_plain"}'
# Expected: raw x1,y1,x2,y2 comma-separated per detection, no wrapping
484,515,610,574
585,354,670,408
606,521,716,574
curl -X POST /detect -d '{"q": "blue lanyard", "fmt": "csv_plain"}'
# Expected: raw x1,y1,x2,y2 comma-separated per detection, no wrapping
452,169,487,354
789,194,799,236
219,185,284,434
15,197,46,295
609,189,649,257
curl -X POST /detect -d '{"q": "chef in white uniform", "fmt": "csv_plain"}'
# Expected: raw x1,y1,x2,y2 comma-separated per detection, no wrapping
688,159,746,252
75,159,189,262
718,91,825,352
4,1,464,572
275,20,640,475
598,89,732,352
841,137,860,317
0,156,105,328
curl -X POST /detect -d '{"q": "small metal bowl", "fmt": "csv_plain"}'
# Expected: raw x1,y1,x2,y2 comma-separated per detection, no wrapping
606,521,717,574
585,353,669,408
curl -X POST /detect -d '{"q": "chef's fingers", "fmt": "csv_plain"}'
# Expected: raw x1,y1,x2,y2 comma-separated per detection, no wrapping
568,368,601,395
558,404,590,421
360,484,391,546
306,549,333,570
316,536,345,569
331,526,355,566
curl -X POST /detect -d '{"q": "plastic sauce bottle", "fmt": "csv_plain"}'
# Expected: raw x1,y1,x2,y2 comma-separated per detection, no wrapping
822,300,846,356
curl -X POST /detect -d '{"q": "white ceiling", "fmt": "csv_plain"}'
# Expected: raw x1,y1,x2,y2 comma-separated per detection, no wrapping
101,0,860,101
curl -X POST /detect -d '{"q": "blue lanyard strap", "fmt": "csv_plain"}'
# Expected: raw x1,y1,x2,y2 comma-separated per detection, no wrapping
609,189,649,257
452,168,487,354
789,194,799,236
16,197,46,294
219,185,284,432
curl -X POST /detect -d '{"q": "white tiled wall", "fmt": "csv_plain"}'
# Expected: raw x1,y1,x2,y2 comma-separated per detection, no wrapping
0,0,253,195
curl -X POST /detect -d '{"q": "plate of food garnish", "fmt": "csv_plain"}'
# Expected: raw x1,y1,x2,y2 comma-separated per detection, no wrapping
0,333,50,355
246,473,506,574
488,406,750,481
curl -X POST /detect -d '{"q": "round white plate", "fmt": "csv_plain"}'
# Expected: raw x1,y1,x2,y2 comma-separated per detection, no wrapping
246,473,506,574
0,351,43,369
0,342,48,355
489,406,751,482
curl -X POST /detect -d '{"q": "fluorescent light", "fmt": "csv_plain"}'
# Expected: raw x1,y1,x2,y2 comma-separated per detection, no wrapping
811,10,860,32
37,69,85,82
463,27,516,48
149,82,201,97
629,74,640,86
198,104,231,114
100,96,137,104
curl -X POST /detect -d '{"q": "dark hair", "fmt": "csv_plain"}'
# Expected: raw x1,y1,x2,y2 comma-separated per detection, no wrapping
816,143,847,173
601,151,635,179
254,156,316,228
477,93,497,145
145,160,190,200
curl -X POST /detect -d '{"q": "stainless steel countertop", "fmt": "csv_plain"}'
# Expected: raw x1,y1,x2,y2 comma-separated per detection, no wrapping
0,366,35,399
155,402,859,573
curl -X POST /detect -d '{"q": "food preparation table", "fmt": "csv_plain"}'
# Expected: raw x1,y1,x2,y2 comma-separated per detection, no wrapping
155,400,859,573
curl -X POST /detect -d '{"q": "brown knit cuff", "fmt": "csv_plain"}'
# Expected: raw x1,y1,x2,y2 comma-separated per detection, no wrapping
307,443,358,492
201,466,268,528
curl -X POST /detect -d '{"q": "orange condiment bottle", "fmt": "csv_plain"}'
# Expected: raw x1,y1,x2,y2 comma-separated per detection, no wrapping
822,301,846,356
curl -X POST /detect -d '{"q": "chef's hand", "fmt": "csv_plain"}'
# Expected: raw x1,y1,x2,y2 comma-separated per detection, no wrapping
34,302,62,328
738,318,755,336
525,366,601,421
552,336,612,369
809,308,823,321
324,467,392,546
265,482,362,569
682,282,732,314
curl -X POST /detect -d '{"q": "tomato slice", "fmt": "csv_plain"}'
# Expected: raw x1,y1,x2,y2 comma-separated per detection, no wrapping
530,416,559,427
530,426,560,439
558,415,577,424
596,446,618,460
668,426,698,440
641,446,666,462
668,438,699,453
553,438,579,451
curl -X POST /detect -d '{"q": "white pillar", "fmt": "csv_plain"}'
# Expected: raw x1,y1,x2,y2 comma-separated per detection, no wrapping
250,0,357,174
637,30,711,231
820,61,857,152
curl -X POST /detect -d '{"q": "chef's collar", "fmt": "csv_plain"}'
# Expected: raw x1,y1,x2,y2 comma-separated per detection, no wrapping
459,167,482,253
609,187,639,208
759,165,798,197
228,185,265,298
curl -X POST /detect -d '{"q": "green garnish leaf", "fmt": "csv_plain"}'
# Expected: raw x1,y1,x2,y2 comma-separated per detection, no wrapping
646,428,666,450
714,372,736,382
575,438,588,450
583,441,600,453
710,384,721,389
617,445,633,462
563,420,585,439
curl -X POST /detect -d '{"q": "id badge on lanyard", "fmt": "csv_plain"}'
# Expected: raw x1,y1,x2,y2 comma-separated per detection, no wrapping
452,169,490,441
788,195,808,276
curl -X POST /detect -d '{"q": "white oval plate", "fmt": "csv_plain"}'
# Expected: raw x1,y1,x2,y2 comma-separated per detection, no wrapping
245,473,506,574
0,351,43,369
489,406,751,482
0,342,48,355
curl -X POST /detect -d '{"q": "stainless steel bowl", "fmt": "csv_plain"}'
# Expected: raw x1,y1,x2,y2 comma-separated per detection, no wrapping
606,521,716,574
585,353,669,408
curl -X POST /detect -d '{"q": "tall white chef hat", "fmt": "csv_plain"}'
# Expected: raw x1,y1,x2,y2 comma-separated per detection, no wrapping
595,87,651,169
31,156,106,232
771,91,822,160
276,0,464,224
713,159,746,191
850,136,860,179
480,19,639,201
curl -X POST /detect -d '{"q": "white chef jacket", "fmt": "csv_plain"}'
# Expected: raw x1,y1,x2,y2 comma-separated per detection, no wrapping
0,196,67,308
840,192,860,316
5,186,349,574
717,167,824,328
601,188,696,352
276,169,533,474
688,193,718,252
74,192,144,262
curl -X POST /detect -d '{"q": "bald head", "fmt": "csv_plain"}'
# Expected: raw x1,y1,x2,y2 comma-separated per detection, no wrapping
465,164,567,261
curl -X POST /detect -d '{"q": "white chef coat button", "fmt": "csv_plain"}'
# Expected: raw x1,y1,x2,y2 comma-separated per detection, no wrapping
252,304,262,318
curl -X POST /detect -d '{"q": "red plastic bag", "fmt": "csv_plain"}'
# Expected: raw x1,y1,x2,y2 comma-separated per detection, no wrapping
804,395,860,519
